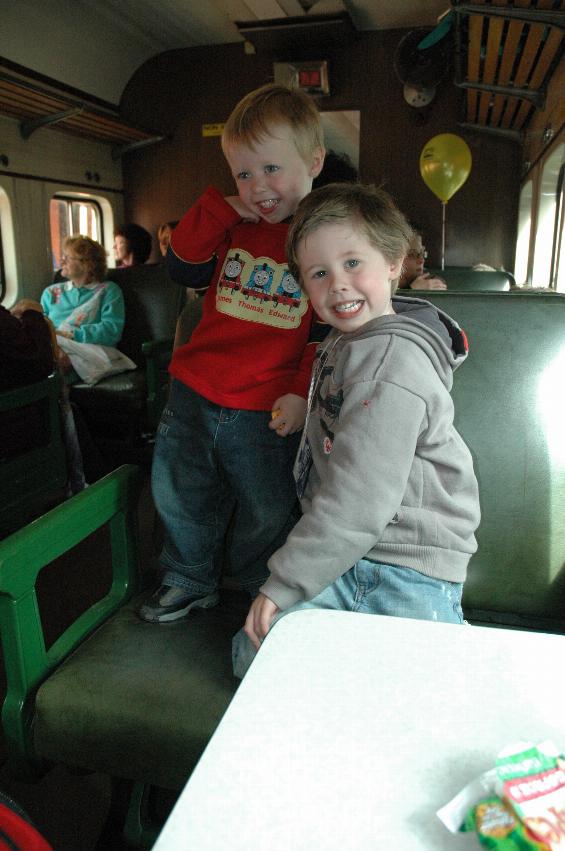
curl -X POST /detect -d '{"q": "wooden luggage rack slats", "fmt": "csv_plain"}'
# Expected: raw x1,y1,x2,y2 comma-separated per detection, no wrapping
461,0,564,134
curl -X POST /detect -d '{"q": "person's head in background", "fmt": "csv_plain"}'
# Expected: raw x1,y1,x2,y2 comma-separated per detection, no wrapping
61,235,107,286
312,149,359,189
221,83,325,223
157,221,179,258
113,223,152,267
399,226,427,288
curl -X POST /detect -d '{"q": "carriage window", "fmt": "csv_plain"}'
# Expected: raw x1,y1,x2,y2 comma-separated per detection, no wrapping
532,143,565,289
554,162,564,293
49,197,103,271
515,180,533,286
0,221,5,302
0,185,16,304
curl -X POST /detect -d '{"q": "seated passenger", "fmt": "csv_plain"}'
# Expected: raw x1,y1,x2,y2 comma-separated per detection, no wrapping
0,302,54,391
41,236,125,370
41,237,121,492
157,221,179,258
397,226,446,290
113,223,152,267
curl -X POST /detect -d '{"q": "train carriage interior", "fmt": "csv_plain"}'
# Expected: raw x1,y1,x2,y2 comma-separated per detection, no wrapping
0,0,564,847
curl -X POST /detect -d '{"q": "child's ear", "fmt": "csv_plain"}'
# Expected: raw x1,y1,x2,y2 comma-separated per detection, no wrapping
309,147,326,178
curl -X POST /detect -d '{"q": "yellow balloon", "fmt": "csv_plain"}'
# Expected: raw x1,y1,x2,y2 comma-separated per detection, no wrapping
419,134,472,202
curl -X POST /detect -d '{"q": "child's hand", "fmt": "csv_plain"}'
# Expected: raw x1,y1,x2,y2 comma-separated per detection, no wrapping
244,593,280,650
224,195,260,223
269,394,307,437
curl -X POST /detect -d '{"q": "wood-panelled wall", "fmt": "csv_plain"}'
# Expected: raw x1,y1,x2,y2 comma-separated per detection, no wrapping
120,30,521,271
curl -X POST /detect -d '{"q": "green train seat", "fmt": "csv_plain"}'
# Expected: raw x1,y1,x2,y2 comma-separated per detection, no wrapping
409,290,565,630
69,265,185,462
0,464,244,846
422,267,513,291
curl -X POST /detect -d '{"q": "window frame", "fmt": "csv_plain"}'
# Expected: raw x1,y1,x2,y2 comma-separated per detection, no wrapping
49,194,104,272
518,131,565,289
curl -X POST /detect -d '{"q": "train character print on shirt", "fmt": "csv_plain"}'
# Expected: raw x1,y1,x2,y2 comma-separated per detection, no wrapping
313,357,344,456
242,262,275,301
296,348,345,498
218,252,246,293
273,271,302,309
215,248,309,330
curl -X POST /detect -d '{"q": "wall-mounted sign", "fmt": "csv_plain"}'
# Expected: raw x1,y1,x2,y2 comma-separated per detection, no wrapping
202,123,225,137
273,61,330,96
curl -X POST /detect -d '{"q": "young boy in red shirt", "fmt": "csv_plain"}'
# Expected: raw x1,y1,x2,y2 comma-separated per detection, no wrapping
141,84,325,623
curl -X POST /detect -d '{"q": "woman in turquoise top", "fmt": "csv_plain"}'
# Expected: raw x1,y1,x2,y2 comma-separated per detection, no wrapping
40,236,125,492
41,236,125,347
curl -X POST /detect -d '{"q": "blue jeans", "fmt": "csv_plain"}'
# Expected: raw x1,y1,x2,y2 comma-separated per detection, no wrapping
152,380,301,595
232,559,464,678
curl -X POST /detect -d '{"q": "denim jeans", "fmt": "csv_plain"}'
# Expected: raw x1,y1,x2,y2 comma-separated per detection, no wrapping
152,380,301,595
232,558,464,678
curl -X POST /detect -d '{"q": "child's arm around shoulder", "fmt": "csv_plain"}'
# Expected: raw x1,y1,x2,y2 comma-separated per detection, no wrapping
167,187,258,289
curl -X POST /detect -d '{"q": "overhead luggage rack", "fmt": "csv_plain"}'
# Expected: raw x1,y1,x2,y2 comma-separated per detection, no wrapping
453,0,565,141
0,65,164,158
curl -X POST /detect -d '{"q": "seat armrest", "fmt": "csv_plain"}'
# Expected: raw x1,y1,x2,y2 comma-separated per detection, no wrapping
0,372,61,412
141,338,174,360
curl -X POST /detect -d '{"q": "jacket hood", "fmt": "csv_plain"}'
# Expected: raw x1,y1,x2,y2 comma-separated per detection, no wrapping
322,294,468,392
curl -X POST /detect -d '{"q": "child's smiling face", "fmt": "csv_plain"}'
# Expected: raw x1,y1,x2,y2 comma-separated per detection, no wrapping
298,220,402,333
224,124,324,224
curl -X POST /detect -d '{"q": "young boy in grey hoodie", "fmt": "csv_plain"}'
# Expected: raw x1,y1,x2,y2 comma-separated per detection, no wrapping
233,182,480,676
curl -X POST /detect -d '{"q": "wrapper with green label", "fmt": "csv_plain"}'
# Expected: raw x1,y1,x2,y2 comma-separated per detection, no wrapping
437,741,565,849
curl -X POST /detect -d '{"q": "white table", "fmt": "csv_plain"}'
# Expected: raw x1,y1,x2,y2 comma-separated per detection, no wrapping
153,610,565,850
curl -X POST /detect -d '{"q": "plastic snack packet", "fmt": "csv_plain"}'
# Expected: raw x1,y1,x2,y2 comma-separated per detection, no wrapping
502,767,565,849
437,742,561,849
460,796,550,849
496,742,565,850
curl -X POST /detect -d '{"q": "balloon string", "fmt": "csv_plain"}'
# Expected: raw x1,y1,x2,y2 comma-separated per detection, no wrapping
441,201,446,271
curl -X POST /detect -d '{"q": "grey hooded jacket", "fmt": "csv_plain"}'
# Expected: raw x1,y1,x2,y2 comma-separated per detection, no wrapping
261,295,481,611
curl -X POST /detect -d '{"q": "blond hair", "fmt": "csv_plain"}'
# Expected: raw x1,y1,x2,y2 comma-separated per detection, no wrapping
222,83,323,165
63,235,107,282
287,183,412,294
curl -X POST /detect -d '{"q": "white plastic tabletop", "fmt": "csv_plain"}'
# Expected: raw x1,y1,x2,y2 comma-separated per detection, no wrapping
153,610,565,850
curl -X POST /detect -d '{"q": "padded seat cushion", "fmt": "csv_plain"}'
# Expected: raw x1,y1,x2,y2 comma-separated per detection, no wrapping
71,370,148,414
34,590,247,789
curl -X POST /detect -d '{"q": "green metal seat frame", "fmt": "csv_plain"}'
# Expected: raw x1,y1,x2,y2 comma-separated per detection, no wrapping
0,464,143,774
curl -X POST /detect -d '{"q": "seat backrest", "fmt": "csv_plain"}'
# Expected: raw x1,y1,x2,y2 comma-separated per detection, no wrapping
0,464,142,770
105,265,185,363
409,290,565,629
424,267,513,291
0,374,67,536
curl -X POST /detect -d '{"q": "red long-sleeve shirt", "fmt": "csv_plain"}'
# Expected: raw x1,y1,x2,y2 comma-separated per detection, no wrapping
169,186,318,410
